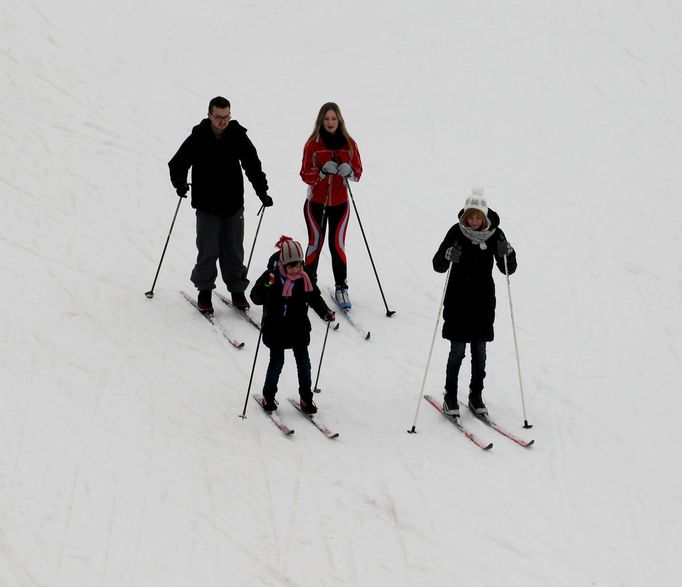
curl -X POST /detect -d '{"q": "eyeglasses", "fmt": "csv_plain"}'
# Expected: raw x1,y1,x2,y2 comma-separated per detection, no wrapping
285,261,303,268
212,114,231,122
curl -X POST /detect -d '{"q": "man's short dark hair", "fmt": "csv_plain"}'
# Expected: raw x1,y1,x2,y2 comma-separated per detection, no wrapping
209,96,231,113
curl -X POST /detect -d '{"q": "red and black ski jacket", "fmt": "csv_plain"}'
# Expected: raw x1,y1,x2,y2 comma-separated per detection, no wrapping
300,136,362,207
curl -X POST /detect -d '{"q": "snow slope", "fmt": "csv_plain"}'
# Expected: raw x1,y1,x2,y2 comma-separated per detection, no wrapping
2,1,681,585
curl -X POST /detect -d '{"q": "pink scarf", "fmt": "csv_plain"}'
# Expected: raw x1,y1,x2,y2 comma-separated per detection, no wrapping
278,263,313,298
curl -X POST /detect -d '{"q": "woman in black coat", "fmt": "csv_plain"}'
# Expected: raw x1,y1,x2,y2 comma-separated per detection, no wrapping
432,190,517,418
250,236,335,414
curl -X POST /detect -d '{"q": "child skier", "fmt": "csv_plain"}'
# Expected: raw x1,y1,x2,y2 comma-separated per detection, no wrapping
250,236,335,414
432,188,517,418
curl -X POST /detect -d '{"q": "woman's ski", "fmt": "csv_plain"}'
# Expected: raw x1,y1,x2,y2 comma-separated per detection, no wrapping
287,397,339,438
327,288,370,340
459,400,534,447
424,395,493,450
252,395,294,436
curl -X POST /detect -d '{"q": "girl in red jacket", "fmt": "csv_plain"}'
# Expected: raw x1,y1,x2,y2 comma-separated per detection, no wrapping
300,102,363,309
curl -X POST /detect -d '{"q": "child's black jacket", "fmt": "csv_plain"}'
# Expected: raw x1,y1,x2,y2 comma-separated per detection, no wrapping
250,253,331,349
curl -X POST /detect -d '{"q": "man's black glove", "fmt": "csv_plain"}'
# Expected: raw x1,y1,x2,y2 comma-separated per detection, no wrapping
176,183,189,198
259,194,273,207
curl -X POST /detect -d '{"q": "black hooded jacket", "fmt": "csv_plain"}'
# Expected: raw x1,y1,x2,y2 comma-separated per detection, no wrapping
250,253,331,349
432,208,518,342
168,119,268,217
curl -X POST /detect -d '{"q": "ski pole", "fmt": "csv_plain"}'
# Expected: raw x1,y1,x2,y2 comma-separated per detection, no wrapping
239,324,264,419
320,179,331,245
245,205,265,277
503,255,532,429
315,177,343,332
313,319,333,393
318,177,331,263
408,261,453,434
345,180,396,317
145,193,185,299
305,176,331,282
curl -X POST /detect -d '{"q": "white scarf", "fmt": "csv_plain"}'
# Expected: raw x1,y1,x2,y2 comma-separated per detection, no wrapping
460,219,496,250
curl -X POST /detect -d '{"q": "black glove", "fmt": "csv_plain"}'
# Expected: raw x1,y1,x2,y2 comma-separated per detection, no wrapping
496,237,513,257
324,311,336,322
337,162,353,178
321,161,338,175
445,243,462,263
176,183,189,198
259,194,273,207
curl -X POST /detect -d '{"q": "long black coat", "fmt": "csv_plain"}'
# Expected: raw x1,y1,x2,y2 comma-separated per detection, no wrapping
250,255,331,349
432,209,517,342
168,119,268,217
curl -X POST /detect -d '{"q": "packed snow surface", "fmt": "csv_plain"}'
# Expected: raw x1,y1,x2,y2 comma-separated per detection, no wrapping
2,1,681,585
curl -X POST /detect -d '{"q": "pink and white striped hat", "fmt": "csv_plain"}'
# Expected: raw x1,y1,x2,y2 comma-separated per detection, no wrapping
275,235,304,265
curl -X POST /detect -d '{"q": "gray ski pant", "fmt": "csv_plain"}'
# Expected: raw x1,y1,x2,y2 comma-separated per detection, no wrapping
190,208,248,294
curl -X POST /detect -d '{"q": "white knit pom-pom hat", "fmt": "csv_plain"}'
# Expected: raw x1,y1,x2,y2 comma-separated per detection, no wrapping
463,186,488,217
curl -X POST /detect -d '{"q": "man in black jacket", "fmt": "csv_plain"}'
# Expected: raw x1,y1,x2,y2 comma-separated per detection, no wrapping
169,96,273,312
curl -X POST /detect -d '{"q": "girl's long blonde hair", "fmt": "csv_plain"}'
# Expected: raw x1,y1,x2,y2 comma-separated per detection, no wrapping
308,102,355,157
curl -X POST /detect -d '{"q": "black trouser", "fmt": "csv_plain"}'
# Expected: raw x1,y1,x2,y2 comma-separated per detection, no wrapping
191,209,248,293
263,346,312,399
445,341,487,398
